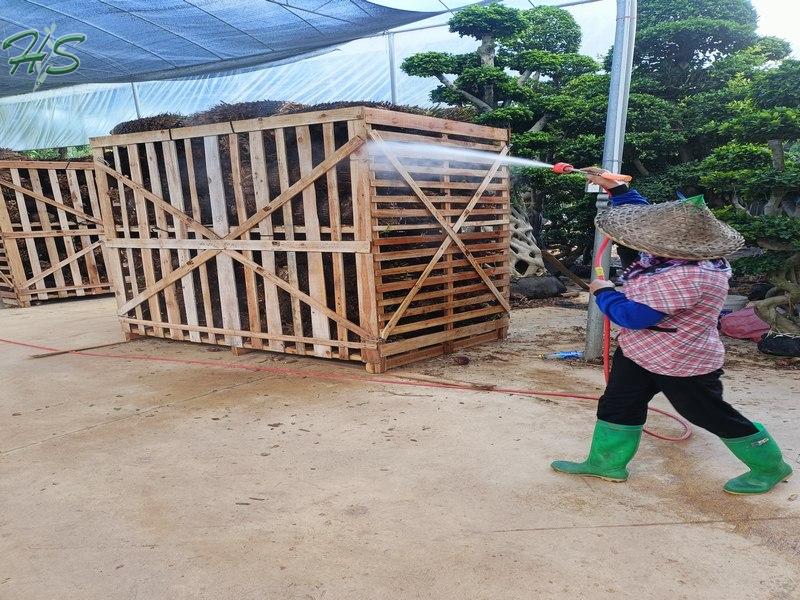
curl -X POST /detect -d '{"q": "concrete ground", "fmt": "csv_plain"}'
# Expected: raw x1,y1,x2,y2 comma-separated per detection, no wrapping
1,297,798,600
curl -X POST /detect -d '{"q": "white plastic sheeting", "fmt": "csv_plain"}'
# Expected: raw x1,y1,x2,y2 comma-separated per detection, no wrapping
1,1,617,150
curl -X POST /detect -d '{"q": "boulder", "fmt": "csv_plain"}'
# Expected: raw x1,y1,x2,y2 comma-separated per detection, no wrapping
511,276,567,299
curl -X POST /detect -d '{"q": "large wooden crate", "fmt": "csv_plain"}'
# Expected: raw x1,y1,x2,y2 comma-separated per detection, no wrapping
90,107,510,372
0,160,111,307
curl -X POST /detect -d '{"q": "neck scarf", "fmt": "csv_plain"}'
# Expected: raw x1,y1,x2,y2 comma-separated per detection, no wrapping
622,253,731,281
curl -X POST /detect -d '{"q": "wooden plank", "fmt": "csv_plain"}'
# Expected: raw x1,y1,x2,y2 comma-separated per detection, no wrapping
28,169,68,295
145,142,183,340
296,125,332,357
119,317,375,350
162,140,201,342
349,121,379,343
323,122,349,359
103,238,369,252
230,133,263,351
1,228,105,238
90,130,172,148
184,138,217,344
48,169,84,294
0,183,27,302
377,253,506,277
374,219,508,232
205,135,243,347
381,318,508,357
274,127,305,355
364,107,508,140
0,160,95,170
66,170,102,287
390,305,506,336
377,266,508,293
108,147,142,335
170,122,234,140
372,179,508,192
379,281,505,308
378,292,498,322
230,107,365,134
16,282,111,296
364,129,502,152
128,144,165,336
249,130,284,352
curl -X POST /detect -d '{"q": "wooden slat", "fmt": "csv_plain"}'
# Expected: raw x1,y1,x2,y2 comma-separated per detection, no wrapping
205,135,243,347
323,122,349,359
349,121,379,342
162,140,202,343
249,130,284,352
1,228,104,238
91,130,172,147
145,142,183,340
274,128,306,355
184,138,218,344
128,145,165,335
0,160,95,170
119,317,375,350
364,107,508,141
0,185,27,304
296,125,332,357
47,169,83,295
109,147,143,334
66,170,102,286
28,169,68,295
104,239,369,252
230,133,263,350
381,318,508,357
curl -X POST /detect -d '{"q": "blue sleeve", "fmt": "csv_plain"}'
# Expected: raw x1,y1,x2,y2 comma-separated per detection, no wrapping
594,289,666,329
609,188,650,207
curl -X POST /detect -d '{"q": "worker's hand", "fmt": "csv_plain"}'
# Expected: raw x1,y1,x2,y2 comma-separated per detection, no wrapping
585,170,627,190
589,279,616,295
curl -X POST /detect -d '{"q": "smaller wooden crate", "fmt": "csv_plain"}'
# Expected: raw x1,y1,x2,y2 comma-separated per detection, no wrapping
0,161,111,307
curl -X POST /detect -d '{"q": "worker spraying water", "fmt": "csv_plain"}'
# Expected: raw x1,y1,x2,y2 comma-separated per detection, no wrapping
550,172,792,495
368,139,792,495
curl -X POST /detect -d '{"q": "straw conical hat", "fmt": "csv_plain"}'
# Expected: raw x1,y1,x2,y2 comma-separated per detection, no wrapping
595,196,745,260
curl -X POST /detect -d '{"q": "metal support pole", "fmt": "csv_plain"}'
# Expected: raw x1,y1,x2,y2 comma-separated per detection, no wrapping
130,82,142,119
585,0,637,360
387,32,398,104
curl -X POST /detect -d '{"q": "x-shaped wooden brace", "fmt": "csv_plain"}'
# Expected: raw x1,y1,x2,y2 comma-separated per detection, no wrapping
369,130,511,340
96,134,376,343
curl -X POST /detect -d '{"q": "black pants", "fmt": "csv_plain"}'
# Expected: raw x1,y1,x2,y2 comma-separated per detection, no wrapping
597,348,758,438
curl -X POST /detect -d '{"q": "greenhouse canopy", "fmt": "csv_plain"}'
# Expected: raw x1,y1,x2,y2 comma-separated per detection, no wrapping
0,1,442,97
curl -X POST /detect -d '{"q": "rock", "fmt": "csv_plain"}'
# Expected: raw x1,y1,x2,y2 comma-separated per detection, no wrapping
511,276,567,299
569,264,592,278
748,282,773,301
758,333,800,357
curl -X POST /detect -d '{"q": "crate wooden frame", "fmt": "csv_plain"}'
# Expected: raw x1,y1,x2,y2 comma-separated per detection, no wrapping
0,160,112,307
91,107,510,372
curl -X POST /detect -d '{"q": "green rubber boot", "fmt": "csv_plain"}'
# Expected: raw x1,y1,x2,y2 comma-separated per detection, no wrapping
551,420,643,482
721,423,793,495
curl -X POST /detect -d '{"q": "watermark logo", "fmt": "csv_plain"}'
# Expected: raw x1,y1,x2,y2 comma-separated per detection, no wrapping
2,23,86,91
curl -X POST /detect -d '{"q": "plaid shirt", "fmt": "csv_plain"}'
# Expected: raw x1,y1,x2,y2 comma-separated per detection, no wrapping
619,265,730,376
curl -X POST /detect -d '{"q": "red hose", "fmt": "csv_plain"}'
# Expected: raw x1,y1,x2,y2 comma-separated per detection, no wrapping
593,237,692,441
0,335,690,440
